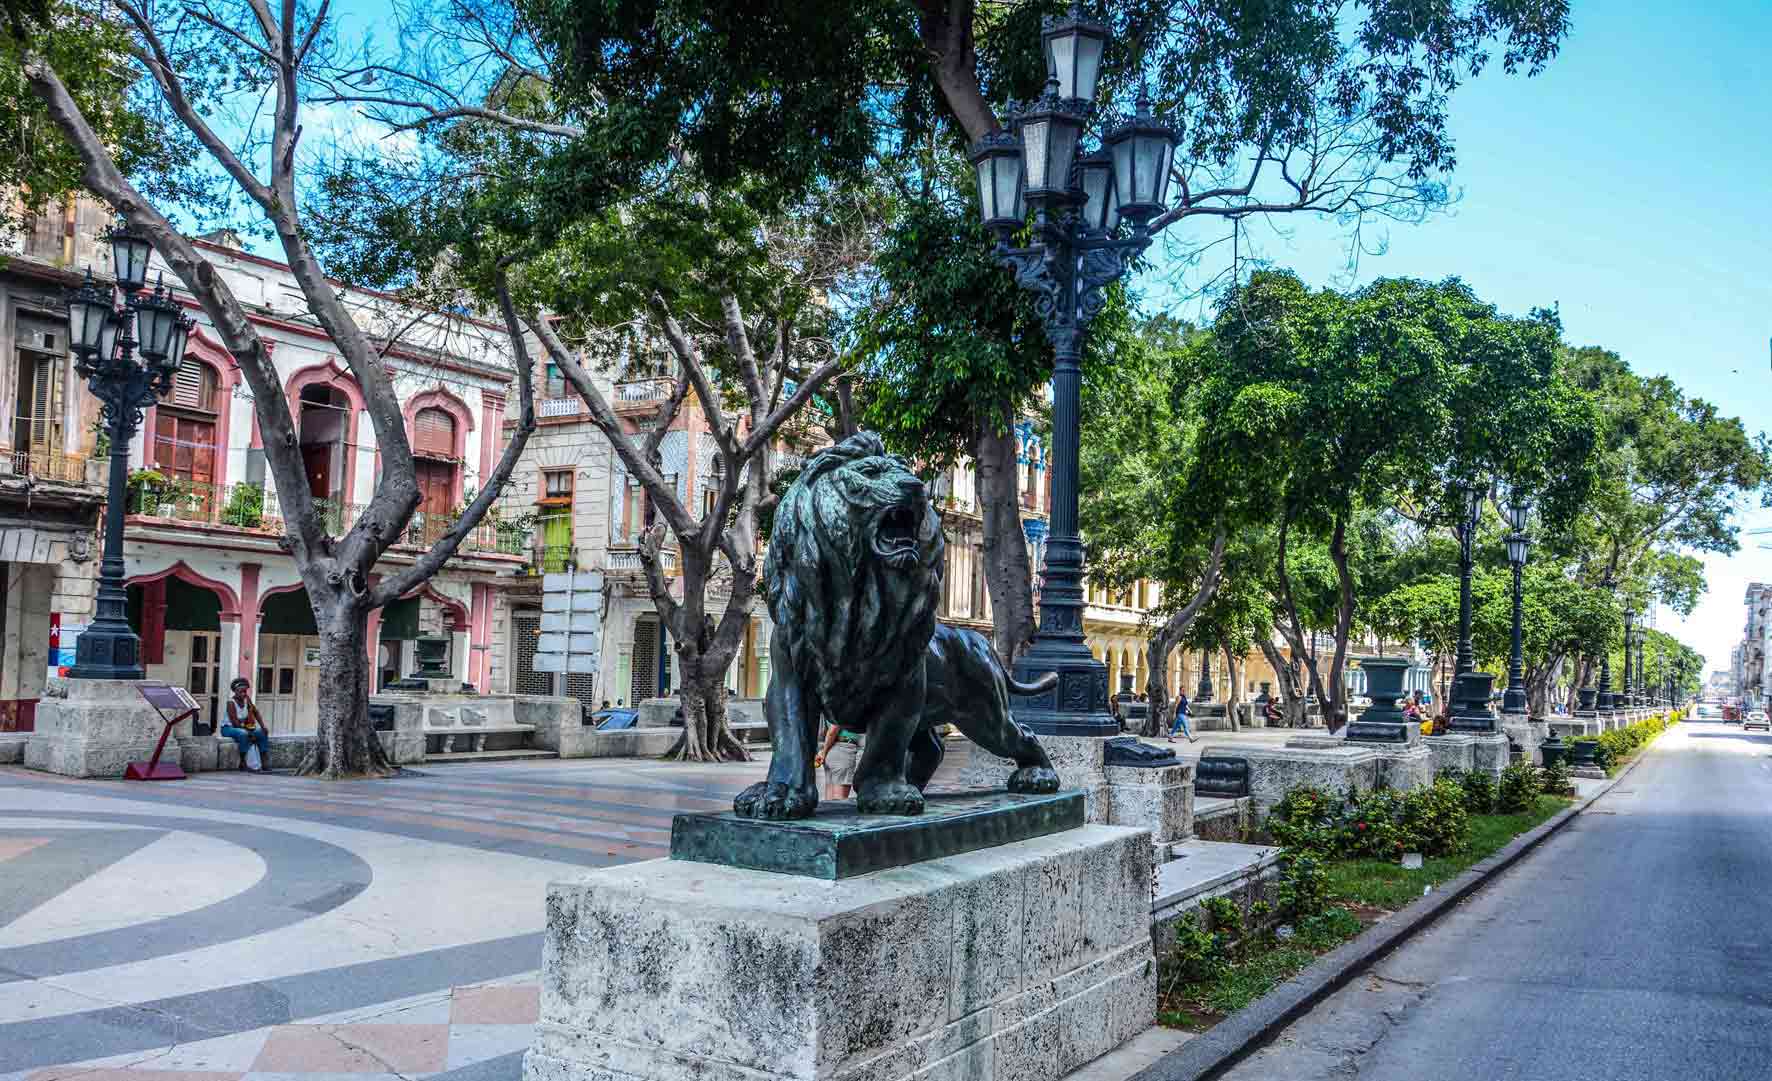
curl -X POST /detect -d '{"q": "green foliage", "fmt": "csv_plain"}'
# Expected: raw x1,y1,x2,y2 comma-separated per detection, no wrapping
221,482,264,529
1268,780,1469,862
1540,755,1574,798
1165,911,1230,987
1496,761,1541,814
1400,779,1472,859
1277,855,1329,921
1437,767,1495,814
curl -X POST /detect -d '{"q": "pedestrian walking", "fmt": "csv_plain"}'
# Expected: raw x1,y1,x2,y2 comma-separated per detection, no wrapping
1167,691,1196,742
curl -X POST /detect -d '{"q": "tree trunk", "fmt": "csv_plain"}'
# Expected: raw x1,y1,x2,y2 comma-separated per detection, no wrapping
671,642,749,763
1258,638,1301,727
297,602,392,778
974,426,1036,666
1143,630,1175,737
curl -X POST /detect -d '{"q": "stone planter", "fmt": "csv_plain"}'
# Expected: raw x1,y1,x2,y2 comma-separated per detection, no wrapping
1568,739,1598,768
1539,734,1567,769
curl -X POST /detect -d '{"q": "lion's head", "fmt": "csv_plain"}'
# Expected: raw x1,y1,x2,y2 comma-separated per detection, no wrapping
765,433,944,712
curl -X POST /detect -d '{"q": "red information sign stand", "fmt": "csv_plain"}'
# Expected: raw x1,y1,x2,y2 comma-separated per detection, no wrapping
124,681,199,781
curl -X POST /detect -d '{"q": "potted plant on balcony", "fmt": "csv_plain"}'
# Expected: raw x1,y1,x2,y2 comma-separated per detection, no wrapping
127,469,168,515
223,482,265,528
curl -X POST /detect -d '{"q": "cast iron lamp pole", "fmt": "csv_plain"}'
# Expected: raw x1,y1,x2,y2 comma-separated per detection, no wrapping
63,216,192,680
1503,497,1531,713
1452,483,1483,676
1620,607,1637,708
968,3,1179,735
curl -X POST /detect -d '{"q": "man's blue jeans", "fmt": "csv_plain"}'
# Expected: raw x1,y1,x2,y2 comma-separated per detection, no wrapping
220,724,270,765
1168,710,1193,739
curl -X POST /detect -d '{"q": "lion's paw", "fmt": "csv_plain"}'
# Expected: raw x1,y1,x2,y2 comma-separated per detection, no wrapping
1007,765,1060,794
734,781,817,819
857,780,925,816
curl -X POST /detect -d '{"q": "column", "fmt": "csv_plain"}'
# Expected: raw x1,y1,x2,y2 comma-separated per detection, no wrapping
140,577,167,665
451,626,470,684
237,563,261,680
469,583,492,693
365,605,382,695
217,617,241,694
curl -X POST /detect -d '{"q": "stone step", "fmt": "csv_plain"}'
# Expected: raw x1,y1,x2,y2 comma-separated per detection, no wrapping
421,748,557,764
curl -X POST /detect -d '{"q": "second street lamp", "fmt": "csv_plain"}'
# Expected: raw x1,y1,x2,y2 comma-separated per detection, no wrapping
968,4,1179,735
1448,482,1497,732
64,216,191,680
1503,498,1531,714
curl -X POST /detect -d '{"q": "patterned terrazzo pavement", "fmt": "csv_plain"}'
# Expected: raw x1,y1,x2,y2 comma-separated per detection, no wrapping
0,753,857,1081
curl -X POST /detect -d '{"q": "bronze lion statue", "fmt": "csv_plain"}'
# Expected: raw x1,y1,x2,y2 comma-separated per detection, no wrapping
734,432,1061,818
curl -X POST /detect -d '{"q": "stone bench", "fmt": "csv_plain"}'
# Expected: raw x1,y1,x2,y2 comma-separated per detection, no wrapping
180,732,319,772
422,706,536,754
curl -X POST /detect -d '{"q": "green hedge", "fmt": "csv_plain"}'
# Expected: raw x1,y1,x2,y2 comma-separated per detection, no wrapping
1572,712,1673,771
1268,779,1470,862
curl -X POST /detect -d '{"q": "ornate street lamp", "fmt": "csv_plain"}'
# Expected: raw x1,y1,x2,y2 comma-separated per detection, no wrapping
1503,497,1531,714
1620,607,1637,708
63,215,192,680
1195,653,1213,704
968,4,1180,735
1448,482,1497,732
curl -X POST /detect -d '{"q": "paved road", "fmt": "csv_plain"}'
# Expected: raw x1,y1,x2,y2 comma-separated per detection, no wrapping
1217,722,1772,1081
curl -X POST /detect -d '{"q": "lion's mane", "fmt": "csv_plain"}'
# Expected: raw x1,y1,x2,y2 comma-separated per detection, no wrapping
764,432,944,722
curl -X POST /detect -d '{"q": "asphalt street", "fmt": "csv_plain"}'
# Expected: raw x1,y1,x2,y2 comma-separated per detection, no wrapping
1216,721,1772,1081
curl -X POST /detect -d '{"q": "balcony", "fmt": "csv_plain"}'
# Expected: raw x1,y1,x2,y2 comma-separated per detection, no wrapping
2,447,96,487
613,378,676,414
538,396,587,420
123,479,526,557
607,545,679,576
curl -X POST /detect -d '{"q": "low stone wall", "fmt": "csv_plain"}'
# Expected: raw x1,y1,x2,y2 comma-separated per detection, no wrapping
580,727,680,758
518,697,585,756
1191,796,1251,842
177,732,389,773
1150,841,1285,948
637,696,765,729
0,734,24,764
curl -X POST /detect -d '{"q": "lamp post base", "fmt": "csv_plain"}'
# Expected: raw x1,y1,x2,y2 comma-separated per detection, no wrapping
66,617,145,682
1446,671,1499,734
1010,634,1116,738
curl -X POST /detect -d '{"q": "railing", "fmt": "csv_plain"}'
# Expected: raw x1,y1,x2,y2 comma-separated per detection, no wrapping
607,545,679,574
125,479,525,557
2,448,93,486
538,396,586,418
613,378,675,408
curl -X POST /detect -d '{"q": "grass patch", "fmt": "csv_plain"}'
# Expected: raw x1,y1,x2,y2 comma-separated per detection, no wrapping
1157,795,1570,1030
1324,795,1569,909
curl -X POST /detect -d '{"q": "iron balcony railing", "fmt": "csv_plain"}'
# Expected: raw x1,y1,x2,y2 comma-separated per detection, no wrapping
124,479,526,557
1,447,94,486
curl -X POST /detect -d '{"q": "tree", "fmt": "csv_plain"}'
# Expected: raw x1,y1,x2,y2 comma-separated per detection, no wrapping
1195,272,1595,730
485,0,1573,663
11,0,541,777
304,1,887,761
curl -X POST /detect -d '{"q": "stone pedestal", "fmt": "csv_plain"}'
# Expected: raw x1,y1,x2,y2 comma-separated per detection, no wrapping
1226,741,1381,818
1423,732,1477,775
963,735,1111,821
963,737,1194,851
1500,713,1545,765
524,825,1154,1081
1190,702,1234,732
1102,761,1194,859
24,678,166,778
1469,731,1510,780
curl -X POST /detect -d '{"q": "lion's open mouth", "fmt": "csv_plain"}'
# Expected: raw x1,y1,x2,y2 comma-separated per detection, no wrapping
873,503,922,566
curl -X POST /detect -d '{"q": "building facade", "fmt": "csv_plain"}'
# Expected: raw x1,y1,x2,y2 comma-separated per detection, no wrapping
4,198,530,737
0,195,110,734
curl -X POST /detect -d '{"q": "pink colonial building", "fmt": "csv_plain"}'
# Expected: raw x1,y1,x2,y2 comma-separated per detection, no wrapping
114,231,526,735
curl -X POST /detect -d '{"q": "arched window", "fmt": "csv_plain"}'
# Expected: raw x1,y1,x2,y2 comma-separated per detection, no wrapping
152,360,221,509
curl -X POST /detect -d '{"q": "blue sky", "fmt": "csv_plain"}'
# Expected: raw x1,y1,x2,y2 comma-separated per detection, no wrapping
1147,0,1772,678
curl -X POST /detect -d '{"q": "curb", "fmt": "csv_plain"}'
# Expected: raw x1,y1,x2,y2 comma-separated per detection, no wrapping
1130,728,1665,1081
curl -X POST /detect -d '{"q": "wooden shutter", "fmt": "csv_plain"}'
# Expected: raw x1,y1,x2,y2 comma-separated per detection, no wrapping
413,407,455,458
167,363,214,411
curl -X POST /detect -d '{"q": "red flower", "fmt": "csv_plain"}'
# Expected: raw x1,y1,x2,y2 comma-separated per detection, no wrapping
1356,822,1367,831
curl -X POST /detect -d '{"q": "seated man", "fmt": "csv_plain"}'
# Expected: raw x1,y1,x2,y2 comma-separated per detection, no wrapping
220,677,272,772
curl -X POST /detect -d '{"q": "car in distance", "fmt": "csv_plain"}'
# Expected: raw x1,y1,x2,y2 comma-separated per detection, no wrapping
1744,710,1770,732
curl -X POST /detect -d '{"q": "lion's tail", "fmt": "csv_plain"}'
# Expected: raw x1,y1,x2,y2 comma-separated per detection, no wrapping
1006,670,1059,697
